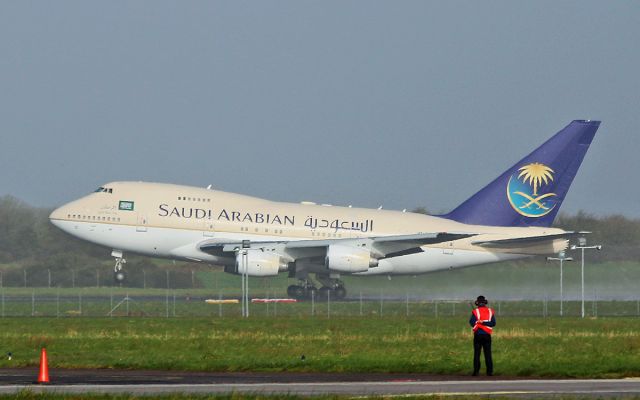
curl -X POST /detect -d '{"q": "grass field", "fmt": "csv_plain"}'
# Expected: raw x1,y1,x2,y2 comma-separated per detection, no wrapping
0,315,639,378
4,260,640,301
0,289,639,318
5,395,633,400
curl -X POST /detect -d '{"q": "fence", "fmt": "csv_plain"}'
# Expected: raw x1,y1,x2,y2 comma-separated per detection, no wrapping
0,268,200,289
1,288,639,318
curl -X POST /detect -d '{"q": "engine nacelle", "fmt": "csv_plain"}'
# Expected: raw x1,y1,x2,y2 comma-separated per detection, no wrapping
325,245,375,273
233,250,284,277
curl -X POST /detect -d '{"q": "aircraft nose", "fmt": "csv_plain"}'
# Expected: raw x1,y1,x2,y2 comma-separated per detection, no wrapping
49,204,69,226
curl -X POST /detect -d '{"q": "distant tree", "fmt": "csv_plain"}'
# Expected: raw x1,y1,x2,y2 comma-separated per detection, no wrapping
1,197,639,287
0,196,37,262
554,211,640,261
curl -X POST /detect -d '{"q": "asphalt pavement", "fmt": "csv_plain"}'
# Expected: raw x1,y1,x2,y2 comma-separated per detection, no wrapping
1,368,640,397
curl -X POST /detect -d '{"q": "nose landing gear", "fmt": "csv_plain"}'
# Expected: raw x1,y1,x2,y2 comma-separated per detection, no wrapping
112,250,127,283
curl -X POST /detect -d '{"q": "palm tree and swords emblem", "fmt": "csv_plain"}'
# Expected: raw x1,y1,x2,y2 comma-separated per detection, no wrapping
506,162,558,217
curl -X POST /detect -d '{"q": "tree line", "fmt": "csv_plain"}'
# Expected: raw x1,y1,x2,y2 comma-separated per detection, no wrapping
0,196,636,287
0,196,199,288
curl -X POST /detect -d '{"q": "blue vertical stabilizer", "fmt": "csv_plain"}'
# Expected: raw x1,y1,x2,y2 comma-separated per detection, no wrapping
443,120,600,227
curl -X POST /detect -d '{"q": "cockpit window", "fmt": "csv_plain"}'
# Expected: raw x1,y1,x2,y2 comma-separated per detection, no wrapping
95,187,105,192
94,187,113,194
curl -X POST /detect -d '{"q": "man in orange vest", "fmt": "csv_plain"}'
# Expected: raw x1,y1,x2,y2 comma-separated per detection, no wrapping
469,295,495,376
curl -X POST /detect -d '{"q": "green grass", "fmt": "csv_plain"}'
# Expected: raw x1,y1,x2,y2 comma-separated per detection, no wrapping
0,316,639,378
4,395,640,400
3,259,640,306
4,260,640,301
1,292,640,318
7,395,636,400
0,394,352,400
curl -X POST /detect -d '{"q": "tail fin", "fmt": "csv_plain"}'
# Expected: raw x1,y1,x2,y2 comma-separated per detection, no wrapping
443,120,600,227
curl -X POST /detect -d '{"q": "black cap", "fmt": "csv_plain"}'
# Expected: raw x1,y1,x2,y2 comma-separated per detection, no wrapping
475,295,488,306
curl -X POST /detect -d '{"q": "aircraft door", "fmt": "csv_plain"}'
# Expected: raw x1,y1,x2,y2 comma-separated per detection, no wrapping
203,218,215,237
136,214,148,232
442,241,454,255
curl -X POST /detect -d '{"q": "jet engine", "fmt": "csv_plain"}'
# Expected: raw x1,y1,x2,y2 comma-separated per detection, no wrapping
232,250,286,277
325,244,377,273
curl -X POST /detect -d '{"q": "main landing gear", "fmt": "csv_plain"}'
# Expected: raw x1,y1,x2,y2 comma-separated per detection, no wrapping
287,281,317,300
112,250,127,283
287,276,347,301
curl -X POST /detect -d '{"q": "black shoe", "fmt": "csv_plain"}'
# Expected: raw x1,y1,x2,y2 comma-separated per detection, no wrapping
487,373,493,376
472,372,479,376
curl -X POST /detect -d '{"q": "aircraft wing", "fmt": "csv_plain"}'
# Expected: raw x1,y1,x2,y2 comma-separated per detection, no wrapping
285,232,475,259
471,231,589,248
370,232,475,258
199,232,475,260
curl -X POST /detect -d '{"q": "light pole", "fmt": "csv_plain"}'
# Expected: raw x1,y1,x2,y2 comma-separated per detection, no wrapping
571,237,602,318
240,240,250,318
547,251,573,317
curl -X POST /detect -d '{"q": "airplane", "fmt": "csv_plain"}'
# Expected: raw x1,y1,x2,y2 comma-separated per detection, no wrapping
49,120,600,300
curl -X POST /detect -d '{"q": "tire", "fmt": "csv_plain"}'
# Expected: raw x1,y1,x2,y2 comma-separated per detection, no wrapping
307,286,318,299
318,287,331,302
334,286,346,300
114,270,127,283
287,285,300,298
288,285,306,300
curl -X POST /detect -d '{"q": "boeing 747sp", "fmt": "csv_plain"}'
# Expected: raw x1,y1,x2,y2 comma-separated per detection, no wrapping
49,120,600,300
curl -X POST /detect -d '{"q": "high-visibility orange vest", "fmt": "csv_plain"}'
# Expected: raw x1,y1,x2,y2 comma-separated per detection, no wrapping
472,307,494,335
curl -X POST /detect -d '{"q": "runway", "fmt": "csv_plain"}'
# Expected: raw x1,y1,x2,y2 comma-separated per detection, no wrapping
1,369,640,396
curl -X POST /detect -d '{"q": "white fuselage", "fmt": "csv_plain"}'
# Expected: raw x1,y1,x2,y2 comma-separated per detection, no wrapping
49,182,567,276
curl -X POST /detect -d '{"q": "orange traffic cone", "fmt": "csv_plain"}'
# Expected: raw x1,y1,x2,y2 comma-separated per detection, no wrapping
37,348,49,384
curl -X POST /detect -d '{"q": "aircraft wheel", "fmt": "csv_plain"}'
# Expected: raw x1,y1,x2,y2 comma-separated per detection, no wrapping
334,286,346,300
287,285,299,298
114,270,127,283
306,286,318,300
288,285,306,300
318,287,331,301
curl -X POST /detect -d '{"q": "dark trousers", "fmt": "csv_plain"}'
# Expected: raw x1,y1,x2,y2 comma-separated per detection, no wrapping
473,333,493,375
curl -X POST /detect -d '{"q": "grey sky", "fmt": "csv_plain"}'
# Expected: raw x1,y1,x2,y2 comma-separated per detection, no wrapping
0,1,638,217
